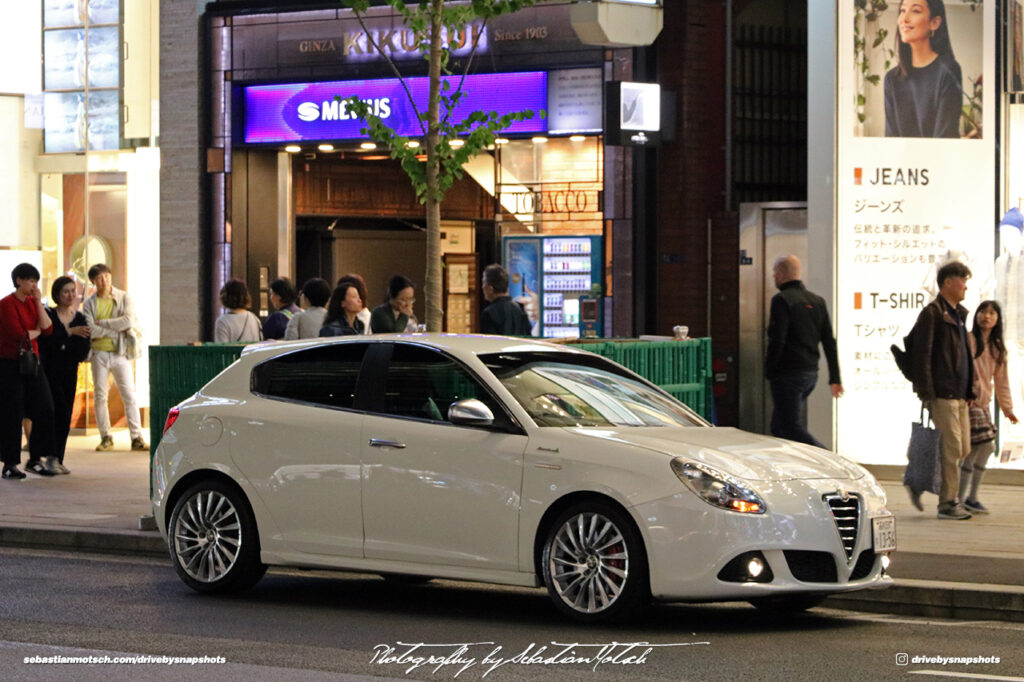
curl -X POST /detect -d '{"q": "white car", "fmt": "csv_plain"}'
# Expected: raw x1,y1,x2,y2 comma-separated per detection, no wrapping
152,334,894,622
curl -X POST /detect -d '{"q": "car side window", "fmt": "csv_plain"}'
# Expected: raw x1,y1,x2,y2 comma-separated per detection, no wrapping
251,343,368,410
379,344,504,424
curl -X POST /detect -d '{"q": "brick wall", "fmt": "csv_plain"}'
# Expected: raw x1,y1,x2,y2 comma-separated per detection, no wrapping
655,2,738,423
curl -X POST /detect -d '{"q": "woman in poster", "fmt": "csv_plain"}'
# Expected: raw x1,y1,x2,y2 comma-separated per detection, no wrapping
884,0,963,138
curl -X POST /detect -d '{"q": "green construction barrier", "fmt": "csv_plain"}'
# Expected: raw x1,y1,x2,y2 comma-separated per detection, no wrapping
149,343,248,453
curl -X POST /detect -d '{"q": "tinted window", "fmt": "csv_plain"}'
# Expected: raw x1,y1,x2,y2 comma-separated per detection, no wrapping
481,352,707,428
251,343,368,409
379,344,503,423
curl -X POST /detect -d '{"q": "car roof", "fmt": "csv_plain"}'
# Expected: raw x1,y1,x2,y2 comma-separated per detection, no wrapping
239,333,592,361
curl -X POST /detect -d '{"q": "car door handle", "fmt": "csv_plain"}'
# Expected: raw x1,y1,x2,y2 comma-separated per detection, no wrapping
368,438,406,449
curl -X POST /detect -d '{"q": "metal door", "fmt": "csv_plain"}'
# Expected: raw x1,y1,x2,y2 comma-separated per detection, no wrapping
738,202,808,434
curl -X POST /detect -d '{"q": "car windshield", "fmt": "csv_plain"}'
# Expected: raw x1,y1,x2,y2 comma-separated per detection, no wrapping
481,352,706,428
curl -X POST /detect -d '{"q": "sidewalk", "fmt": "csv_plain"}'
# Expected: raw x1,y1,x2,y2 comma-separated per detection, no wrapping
1,433,1023,621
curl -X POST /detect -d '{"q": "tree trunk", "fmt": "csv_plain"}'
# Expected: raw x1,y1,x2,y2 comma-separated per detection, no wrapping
423,0,444,332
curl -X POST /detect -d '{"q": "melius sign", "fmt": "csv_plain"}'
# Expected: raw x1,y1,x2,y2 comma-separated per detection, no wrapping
242,72,548,144
835,0,996,465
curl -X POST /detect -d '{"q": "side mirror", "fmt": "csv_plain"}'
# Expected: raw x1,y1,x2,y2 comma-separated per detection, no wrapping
448,399,495,427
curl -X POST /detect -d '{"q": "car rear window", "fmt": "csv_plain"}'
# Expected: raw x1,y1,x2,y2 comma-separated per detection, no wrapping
251,343,368,410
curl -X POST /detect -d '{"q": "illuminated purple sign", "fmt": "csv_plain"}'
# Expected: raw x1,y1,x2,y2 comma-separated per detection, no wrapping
242,71,548,144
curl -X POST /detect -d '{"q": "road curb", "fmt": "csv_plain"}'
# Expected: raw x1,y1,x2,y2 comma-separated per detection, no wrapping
824,578,1024,623
0,525,167,558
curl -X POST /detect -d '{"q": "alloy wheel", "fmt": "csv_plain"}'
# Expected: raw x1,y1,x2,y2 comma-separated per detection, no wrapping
172,490,242,583
547,511,629,614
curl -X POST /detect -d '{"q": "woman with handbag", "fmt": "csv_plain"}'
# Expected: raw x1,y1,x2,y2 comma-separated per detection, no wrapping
961,300,1019,513
38,276,91,475
0,263,57,479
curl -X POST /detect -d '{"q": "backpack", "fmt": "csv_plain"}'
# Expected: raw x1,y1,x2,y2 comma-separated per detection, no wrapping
891,327,918,383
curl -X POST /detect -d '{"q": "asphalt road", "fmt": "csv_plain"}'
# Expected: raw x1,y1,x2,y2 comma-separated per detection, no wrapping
0,547,1022,682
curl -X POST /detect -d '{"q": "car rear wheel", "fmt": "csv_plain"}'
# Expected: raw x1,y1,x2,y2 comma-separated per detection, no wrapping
748,594,826,613
169,480,266,593
541,501,649,623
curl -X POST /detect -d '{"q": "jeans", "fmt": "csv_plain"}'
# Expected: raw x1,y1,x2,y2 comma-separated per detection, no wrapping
769,370,826,449
90,351,144,440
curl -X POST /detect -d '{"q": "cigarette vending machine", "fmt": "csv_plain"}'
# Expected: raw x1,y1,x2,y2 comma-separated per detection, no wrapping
502,235,603,339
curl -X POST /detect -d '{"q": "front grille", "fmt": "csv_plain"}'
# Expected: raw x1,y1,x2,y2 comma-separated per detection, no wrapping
824,493,861,560
850,550,877,580
784,550,838,583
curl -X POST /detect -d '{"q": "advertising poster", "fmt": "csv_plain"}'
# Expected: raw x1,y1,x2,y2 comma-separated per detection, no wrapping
837,0,999,465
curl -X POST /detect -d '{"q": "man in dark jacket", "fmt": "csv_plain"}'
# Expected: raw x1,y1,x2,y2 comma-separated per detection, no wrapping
765,255,843,448
480,264,532,336
907,260,975,520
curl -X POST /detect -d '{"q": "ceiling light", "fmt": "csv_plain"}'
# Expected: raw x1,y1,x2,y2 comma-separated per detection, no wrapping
406,140,421,149
360,142,377,150
284,145,301,153
532,136,548,144
450,139,465,148
570,135,586,142
318,143,334,152
494,138,509,145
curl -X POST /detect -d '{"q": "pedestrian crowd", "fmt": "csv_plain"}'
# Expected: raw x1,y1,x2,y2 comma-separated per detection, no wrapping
764,254,1015,521
2,262,147,481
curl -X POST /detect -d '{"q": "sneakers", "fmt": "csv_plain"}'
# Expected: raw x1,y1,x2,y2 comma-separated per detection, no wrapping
131,437,149,451
2,465,26,480
95,436,114,451
905,485,924,512
45,456,69,475
24,459,56,477
937,504,972,520
963,499,990,514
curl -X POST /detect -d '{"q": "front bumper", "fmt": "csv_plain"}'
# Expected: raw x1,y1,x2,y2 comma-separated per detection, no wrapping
634,477,894,601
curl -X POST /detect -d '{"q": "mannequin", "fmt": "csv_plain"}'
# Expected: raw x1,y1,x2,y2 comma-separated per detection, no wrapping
994,208,1024,348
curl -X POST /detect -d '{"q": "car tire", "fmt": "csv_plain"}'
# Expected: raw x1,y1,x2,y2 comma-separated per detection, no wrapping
168,479,266,594
541,500,649,623
748,594,826,613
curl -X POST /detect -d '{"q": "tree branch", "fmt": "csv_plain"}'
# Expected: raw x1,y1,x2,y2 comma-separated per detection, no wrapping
350,7,428,138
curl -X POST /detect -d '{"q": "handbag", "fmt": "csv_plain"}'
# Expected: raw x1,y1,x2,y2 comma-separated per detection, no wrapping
903,407,942,495
969,404,997,445
18,335,39,377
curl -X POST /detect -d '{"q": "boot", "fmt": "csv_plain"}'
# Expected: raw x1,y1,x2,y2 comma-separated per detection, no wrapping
957,469,971,505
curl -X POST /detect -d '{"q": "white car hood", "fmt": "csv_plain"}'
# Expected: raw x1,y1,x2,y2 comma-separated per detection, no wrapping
564,426,866,482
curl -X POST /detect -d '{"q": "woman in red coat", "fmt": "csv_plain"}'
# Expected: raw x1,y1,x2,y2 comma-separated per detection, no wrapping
0,263,56,479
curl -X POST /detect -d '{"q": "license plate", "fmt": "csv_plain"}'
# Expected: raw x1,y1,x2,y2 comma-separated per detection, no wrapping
872,515,896,553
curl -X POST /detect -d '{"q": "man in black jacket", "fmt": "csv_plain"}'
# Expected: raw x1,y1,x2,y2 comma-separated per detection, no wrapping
907,260,975,520
765,255,843,448
480,264,532,336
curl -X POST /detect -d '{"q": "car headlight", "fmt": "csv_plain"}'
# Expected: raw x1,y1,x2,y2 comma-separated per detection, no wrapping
671,459,766,514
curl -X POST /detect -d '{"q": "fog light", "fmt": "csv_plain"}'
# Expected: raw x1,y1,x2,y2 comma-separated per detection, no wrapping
717,551,773,583
881,554,891,572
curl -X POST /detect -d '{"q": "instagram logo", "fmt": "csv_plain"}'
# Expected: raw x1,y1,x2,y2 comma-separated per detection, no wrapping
896,653,909,666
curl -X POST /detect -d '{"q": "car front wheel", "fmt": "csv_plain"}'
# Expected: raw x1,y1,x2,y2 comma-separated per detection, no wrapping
168,480,266,593
541,501,649,622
